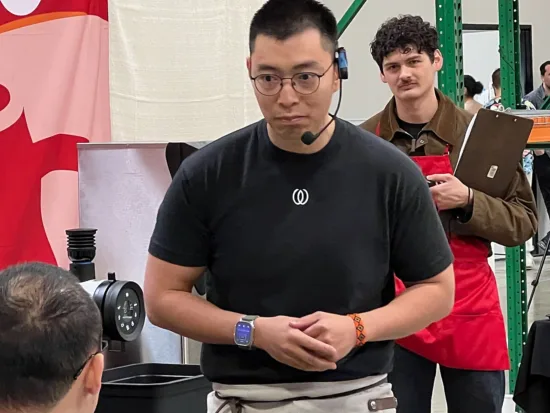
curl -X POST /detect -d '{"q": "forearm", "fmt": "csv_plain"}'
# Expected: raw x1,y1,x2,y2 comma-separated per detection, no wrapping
147,290,242,345
456,189,537,246
360,281,453,342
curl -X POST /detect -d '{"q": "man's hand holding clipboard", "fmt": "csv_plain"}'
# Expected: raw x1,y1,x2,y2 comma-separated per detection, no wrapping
426,173,471,211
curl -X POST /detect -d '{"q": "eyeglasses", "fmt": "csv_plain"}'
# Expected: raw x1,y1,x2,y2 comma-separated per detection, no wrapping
250,63,335,96
73,340,108,380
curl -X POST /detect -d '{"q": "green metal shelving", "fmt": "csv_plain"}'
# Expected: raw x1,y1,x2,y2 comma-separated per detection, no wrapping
337,0,368,37
436,0,527,395
498,0,528,395
436,0,464,107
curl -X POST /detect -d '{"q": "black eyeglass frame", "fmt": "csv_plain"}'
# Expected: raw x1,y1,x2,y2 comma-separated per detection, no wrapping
249,62,336,96
73,340,108,380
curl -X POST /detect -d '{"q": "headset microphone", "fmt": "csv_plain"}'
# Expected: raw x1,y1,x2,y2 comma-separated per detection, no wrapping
301,47,348,146
300,131,317,145
301,85,342,145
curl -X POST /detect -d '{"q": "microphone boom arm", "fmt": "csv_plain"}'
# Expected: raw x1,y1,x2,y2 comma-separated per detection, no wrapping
301,79,344,145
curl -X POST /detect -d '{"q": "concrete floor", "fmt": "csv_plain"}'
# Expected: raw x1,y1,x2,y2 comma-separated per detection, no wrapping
431,254,550,413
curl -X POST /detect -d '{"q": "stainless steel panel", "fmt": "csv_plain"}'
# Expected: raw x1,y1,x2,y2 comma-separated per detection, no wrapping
77,142,207,366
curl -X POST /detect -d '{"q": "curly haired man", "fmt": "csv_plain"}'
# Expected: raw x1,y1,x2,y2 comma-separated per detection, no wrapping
361,15,537,413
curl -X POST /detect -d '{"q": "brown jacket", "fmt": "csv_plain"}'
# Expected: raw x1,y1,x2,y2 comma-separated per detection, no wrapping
360,89,537,247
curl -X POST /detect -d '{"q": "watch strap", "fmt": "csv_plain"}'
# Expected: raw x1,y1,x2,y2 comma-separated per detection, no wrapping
242,315,259,322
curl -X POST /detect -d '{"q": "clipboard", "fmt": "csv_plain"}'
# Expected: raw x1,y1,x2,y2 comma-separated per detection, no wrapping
454,108,534,199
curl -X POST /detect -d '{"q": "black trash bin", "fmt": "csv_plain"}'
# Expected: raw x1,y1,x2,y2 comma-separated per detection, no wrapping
95,363,212,413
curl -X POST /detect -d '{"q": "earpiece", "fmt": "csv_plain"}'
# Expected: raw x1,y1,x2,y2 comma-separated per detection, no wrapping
300,46,348,146
337,47,349,80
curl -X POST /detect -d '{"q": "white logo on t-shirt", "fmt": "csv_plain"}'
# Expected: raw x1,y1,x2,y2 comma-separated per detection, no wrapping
292,189,309,206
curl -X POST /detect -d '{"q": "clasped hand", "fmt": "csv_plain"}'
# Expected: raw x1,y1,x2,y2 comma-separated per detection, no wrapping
427,173,469,210
254,312,357,373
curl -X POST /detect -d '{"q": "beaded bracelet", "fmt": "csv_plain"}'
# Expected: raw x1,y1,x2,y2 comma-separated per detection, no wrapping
347,313,367,347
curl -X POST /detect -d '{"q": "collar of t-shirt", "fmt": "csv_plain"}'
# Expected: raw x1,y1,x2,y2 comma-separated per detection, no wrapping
259,117,344,164
396,117,427,140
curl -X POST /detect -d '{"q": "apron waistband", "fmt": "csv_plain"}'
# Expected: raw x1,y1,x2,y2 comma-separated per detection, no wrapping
213,377,388,413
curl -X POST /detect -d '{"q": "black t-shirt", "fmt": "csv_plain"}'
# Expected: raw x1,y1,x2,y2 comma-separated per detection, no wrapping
397,118,426,139
397,117,427,156
148,118,453,385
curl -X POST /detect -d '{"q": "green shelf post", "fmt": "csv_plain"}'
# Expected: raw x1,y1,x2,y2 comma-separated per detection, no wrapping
499,0,528,395
337,0,369,38
499,0,523,108
435,0,464,107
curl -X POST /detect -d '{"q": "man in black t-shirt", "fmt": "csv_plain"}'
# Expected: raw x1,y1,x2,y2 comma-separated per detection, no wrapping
144,1,455,412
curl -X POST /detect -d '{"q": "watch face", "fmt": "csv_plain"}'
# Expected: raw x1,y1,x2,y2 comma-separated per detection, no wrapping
234,321,253,346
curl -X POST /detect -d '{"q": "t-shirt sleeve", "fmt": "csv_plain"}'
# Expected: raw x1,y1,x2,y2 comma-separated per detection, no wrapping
390,164,454,283
148,165,210,267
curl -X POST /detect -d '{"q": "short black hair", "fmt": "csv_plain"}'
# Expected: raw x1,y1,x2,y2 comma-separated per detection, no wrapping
492,68,501,89
370,15,439,72
0,262,102,412
464,74,484,97
249,0,338,54
540,61,550,76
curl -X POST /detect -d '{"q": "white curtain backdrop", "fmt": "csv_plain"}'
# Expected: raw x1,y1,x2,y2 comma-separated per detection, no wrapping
109,0,265,142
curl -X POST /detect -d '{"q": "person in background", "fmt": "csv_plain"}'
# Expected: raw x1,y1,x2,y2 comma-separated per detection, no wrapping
533,152,550,251
524,60,550,109
484,67,537,268
463,74,483,114
0,262,105,413
144,2,456,412
485,68,537,111
523,61,550,252
361,15,538,413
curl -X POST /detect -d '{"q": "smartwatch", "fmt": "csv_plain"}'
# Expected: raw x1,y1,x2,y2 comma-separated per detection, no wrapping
234,315,259,349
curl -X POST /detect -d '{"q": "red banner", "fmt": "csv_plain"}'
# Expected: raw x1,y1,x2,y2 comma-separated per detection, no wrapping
0,0,110,270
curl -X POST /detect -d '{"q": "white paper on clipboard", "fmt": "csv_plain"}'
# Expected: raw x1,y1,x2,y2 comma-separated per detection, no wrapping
454,113,477,174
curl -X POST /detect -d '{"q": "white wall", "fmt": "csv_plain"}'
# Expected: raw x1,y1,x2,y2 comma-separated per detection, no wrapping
108,0,549,140
322,0,549,125
463,30,501,105
462,0,548,92
108,0,265,143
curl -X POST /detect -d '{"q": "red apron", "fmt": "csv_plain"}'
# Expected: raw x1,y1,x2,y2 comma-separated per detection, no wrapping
375,123,510,371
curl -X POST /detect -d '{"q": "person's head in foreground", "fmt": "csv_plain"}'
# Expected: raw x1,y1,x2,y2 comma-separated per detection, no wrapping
0,262,104,413
247,0,341,144
370,15,442,103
